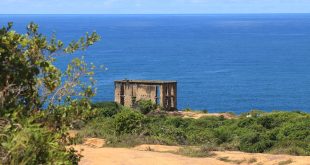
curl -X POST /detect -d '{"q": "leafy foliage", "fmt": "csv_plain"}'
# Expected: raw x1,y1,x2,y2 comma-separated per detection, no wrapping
0,22,100,164
77,107,310,156
1,117,81,164
134,99,157,114
114,108,145,135
91,101,121,117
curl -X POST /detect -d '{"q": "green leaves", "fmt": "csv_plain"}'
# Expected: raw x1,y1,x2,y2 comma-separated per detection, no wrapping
0,22,100,113
114,108,145,135
26,22,38,35
64,31,100,53
0,22,100,164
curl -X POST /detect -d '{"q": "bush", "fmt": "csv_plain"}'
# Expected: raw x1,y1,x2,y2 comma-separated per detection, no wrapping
239,132,274,153
269,140,309,156
134,99,156,114
148,124,187,145
186,129,215,145
114,108,145,135
76,110,310,156
76,117,114,140
214,127,234,144
165,117,190,128
91,102,121,117
277,120,310,141
202,110,208,113
1,119,80,164
0,22,100,164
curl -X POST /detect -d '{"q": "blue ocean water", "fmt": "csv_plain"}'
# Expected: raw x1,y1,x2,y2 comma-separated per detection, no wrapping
1,14,310,113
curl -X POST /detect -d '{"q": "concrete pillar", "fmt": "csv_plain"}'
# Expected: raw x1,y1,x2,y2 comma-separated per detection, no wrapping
114,82,121,103
173,82,177,109
167,84,171,109
170,82,177,109
124,83,133,107
160,84,166,108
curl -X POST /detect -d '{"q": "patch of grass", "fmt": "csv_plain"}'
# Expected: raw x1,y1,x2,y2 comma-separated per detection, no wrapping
218,156,231,162
233,159,246,164
184,108,192,112
269,145,307,156
75,117,114,141
104,135,158,148
278,159,293,165
248,157,257,164
175,146,215,158
217,156,246,164
202,110,208,113
145,146,154,151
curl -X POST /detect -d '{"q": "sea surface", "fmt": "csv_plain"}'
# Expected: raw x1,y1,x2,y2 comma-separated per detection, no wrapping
1,14,310,113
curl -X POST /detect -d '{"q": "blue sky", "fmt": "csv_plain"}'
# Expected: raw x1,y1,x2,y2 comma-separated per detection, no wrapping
2,0,310,14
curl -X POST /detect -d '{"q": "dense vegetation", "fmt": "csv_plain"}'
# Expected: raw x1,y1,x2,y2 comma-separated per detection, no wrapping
0,22,100,164
77,102,310,156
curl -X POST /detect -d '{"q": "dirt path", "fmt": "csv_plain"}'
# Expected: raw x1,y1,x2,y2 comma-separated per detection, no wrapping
73,139,310,165
75,145,227,165
169,111,236,119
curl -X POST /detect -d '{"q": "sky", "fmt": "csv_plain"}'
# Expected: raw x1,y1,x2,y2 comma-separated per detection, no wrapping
1,0,310,14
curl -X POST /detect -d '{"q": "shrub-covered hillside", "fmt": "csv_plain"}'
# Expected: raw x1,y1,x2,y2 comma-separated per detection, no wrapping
77,102,310,156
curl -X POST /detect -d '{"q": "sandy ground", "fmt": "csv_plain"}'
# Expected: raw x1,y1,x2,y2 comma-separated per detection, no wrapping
170,111,236,119
72,138,310,165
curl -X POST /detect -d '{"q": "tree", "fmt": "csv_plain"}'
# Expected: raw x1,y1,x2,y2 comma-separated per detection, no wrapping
0,22,100,164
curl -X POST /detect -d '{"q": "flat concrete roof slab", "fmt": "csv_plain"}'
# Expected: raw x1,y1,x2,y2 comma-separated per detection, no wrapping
115,80,177,84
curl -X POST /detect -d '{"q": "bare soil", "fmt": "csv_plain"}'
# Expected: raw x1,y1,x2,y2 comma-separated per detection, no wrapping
73,138,310,165
169,111,236,119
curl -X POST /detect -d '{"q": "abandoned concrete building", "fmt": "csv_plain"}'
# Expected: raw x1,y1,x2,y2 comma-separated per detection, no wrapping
114,80,177,110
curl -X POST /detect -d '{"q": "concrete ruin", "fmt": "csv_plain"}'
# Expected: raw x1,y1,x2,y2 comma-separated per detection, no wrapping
114,80,177,110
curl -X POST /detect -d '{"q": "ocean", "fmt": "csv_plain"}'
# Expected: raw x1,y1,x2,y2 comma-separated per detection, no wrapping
1,14,310,113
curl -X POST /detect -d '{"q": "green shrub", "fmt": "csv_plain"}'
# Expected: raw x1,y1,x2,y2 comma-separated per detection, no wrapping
1,119,80,165
277,119,310,141
76,117,114,140
91,101,119,109
184,108,192,112
134,99,156,114
92,102,121,117
214,127,234,144
165,117,190,128
202,110,208,113
114,108,145,135
239,132,273,153
147,123,187,145
186,129,216,145
190,116,226,129
76,110,310,156
269,140,309,156
144,116,188,145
